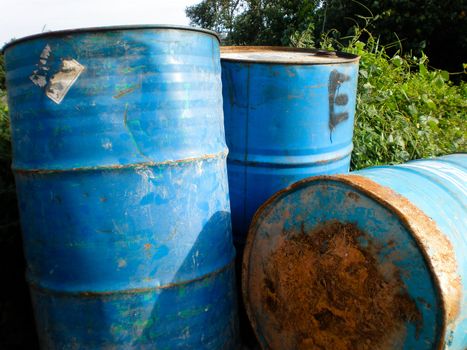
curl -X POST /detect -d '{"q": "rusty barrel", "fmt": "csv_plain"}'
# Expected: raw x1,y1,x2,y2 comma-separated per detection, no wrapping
221,47,359,249
243,154,466,349
3,25,238,349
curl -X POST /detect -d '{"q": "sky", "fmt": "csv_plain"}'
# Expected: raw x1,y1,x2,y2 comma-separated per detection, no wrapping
0,0,200,46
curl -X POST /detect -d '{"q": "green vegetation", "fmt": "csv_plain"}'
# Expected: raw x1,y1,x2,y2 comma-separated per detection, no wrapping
187,0,320,45
0,54,15,227
319,0,467,74
0,54,9,162
314,27,467,169
186,0,467,73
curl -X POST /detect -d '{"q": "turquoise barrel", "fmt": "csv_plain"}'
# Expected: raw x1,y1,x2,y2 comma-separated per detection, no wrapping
3,25,239,349
221,46,359,248
243,154,466,349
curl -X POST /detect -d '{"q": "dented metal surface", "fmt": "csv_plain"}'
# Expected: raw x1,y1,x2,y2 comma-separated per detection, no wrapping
4,26,239,349
243,154,466,349
220,47,359,247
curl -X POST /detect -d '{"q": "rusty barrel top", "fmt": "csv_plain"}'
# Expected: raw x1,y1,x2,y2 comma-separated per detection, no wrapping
243,154,466,350
221,46,359,248
220,46,358,64
4,26,238,349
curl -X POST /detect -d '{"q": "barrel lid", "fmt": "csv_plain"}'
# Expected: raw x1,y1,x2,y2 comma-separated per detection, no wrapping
221,46,359,64
2,24,220,52
243,172,452,350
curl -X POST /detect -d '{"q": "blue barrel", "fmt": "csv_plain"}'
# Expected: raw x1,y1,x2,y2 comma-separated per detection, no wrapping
243,154,466,349
3,25,239,349
221,47,359,247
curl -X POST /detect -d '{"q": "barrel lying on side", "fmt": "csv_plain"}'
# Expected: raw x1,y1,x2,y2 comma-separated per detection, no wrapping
243,154,466,350
221,47,359,249
4,26,238,349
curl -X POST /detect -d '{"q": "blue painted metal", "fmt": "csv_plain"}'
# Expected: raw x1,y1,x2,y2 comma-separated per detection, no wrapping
221,47,359,246
4,26,239,349
243,154,467,349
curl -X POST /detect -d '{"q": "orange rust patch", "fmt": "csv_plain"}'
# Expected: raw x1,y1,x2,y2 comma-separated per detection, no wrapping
259,222,421,350
346,191,360,201
144,243,151,250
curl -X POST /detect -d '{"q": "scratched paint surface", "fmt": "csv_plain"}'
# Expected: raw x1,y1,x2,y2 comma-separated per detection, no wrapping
4,27,238,349
359,154,467,349
244,154,466,349
220,47,359,246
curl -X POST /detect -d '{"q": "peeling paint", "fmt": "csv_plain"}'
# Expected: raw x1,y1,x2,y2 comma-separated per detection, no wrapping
30,44,52,87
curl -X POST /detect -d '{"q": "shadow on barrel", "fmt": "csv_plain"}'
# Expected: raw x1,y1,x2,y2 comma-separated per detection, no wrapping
135,210,239,349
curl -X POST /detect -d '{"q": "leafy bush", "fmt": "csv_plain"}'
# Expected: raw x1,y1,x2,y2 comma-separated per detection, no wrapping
318,0,467,74
300,28,466,169
0,88,10,163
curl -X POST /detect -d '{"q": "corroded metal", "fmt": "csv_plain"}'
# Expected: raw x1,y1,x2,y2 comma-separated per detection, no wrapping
13,151,229,175
4,26,238,349
243,154,466,349
221,46,359,247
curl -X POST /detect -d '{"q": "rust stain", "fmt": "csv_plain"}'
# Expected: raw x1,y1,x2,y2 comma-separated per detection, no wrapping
12,150,228,175
259,221,421,349
144,243,151,250
220,46,360,65
113,84,140,99
346,191,360,201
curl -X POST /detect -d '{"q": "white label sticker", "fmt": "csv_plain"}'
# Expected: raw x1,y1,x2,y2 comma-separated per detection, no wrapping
46,59,85,104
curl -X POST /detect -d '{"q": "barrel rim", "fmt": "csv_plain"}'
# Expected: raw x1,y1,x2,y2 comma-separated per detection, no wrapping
221,46,359,65
242,173,458,350
2,24,220,52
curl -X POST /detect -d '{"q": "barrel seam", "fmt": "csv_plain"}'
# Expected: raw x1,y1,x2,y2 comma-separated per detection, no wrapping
13,150,228,175
228,147,352,168
28,258,235,297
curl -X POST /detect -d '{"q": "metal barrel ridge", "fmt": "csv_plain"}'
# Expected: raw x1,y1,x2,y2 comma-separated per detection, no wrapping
243,154,467,350
220,46,360,249
4,26,239,349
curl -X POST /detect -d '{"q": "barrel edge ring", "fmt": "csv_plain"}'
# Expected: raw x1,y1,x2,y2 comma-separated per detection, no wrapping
220,46,360,65
2,24,220,53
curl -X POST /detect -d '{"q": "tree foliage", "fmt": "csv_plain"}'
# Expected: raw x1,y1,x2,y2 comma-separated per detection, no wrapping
320,0,467,73
186,0,319,45
186,0,467,73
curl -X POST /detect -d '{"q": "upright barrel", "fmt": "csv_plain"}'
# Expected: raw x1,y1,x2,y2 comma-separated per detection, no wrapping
4,26,238,349
221,47,359,248
243,154,467,349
